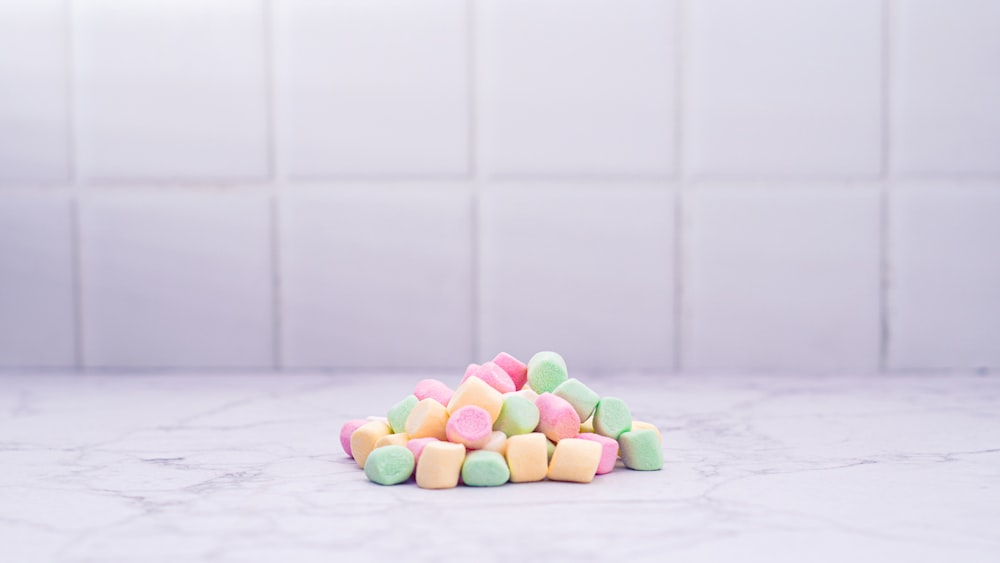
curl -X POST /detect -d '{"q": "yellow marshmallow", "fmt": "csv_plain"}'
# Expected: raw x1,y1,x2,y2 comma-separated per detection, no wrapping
374,433,409,449
547,438,602,483
505,432,548,483
481,430,508,456
350,420,392,469
447,376,503,423
405,398,449,441
415,441,466,489
631,420,662,442
580,417,595,434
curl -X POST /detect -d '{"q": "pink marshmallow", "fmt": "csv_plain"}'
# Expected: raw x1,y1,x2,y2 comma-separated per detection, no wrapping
535,393,581,443
461,361,516,394
406,437,439,465
577,432,619,475
445,405,493,449
414,378,454,406
492,352,528,390
339,419,367,458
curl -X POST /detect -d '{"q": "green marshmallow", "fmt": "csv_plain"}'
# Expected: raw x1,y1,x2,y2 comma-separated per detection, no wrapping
364,445,415,485
387,395,419,434
546,438,556,461
619,429,663,471
493,395,540,436
552,378,600,421
527,351,568,393
593,397,632,439
461,450,510,486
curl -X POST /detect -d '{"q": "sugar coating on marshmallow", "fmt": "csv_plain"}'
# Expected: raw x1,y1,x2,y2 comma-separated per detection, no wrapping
448,376,504,422
535,393,581,443
375,433,409,449
461,450,510,487
631,420,662,442
493,394,540,437
547,438,602,483
462,362,516,394
387,395,419,434
576,432,618,475
405,398,449,441
351,420,393,469
527,351,568,393
492,352,528,390
553,378,600,421
339,419,367,458
364,445,415,485
481,431,508,455
445,405,493,449
619,429,663,471
593,397,632,439
414,379,454,407
406,437,438,464
416,441,466,489
505,432,549,483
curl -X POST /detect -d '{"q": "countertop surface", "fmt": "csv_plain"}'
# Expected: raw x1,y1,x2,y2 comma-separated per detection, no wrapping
1,372,998,562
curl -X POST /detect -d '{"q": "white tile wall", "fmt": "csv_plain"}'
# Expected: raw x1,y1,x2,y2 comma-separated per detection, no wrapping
479,186,675,371
889,184,1000,370
0,194,75,366
0,0,69,183
274,0,469,178
684,0,882,178
0,0,997,372
891,0,1000,176
79,192,273,368
684,186,881,371
478,0,676,178
73,0,269,181
280,187,473,368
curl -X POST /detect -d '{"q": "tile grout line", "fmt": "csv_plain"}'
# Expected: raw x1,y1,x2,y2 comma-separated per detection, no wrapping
65,0,85,371
467,0,481,363
263,0,282,369
879,0,892,373
673,0,686,374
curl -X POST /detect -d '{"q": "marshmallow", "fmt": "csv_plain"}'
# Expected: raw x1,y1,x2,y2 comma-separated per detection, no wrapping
547,438,602,483
387,395,419,434
445,405,493,449
414,379,454,407
553,378,600,422
481,431,508,455
415,441,466,489
515,387,540,403
527,351,568,393
593,397,632,439
461,362,516,394
350,420,393,469
406,437,438,464
576,432,618,475
619,429,663,471
631,420,662,442
448,376,504,422
364,445,415,485
493,394,540,437
505,432,549,483
339,419,367,458
535,393,581,443
375,433,409,449
461,450,510,487
492,352,528,390
405,398,449,441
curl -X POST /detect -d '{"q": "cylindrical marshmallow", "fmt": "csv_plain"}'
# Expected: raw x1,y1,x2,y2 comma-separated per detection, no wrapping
405,398,449,440
350,420,393,469
462,362,516,394
493,394,540,437
364,445,415,486
593,397,632,439
461,450,510,487
415,441,466,489
387,395,418,434
547,438,602,483
505,432,549,483
445,405,493,449
447,376,504,422
492,352,528,391
527,351,568,393
414,379,454,407
535,392,581,443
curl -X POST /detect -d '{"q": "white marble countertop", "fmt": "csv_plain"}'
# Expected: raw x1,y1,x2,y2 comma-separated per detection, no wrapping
1,372,998,562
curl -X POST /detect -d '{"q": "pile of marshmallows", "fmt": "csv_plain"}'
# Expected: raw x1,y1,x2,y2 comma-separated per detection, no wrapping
340,351,664,489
